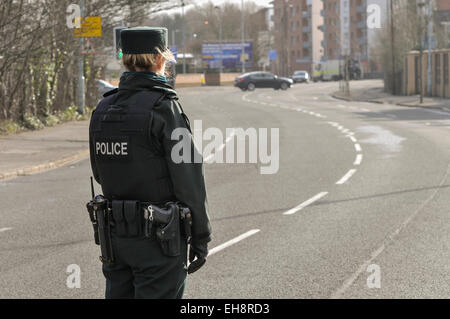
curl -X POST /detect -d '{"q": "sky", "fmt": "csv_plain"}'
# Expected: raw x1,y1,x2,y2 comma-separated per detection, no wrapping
161,0,273,15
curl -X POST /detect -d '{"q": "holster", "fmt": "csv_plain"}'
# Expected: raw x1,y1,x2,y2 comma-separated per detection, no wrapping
86,196,114,265
155,203,181,257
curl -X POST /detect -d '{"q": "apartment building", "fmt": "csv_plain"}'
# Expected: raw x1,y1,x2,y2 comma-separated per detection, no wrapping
273,0,390,76
273,0,324,76
321,0,387,70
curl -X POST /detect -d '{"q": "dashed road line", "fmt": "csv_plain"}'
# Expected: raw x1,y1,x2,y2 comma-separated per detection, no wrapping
208,229,261,256
204,129,236,163
354,143,362,152
353,154,363,166
349,136,357,143
336,169,357,185
283,192,329,215
0,227,13,233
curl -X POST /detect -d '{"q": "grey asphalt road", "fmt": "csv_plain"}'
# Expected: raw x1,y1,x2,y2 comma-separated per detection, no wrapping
1,80,449,298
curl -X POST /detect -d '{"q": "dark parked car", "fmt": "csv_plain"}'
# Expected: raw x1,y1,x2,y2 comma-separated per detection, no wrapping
234,72,293,91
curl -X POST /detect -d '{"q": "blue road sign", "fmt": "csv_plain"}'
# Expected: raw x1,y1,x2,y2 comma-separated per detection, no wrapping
269,49,277,61
169,46,178,64
202,42,253,69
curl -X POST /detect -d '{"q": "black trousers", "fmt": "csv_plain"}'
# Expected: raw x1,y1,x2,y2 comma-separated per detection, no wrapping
102,233,188,299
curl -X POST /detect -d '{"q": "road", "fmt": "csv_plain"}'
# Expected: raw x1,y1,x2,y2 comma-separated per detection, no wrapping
1,80,450,298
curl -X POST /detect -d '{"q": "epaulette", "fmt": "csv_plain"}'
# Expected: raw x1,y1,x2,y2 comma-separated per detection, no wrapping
103,88,118,97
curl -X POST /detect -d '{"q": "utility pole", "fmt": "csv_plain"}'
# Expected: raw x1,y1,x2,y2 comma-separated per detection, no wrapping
77,0,85,114
427,0,432,96
215,6,223,74
181,0,186,74
418,2,426,104
389,0,396,95
241,0,246,74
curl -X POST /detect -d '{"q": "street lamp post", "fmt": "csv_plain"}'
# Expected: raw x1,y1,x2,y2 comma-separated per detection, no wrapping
171,29,180,47
77,0,85,114
215,6,223,74
241,0,245,74
418,2,426,104
181,0,186,74
426,0,432,96
389,0,396,95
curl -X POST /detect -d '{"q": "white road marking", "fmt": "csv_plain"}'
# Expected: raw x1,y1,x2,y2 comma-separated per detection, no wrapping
349,136,357,142
283,192,329,215
204,129,236,162
208,229,261,256
331,164,450,298
354,143,362,152
0,227,13,233
353,154,363,165
336,169,357,185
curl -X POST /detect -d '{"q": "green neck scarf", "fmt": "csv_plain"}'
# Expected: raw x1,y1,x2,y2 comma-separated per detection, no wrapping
122,71,168,83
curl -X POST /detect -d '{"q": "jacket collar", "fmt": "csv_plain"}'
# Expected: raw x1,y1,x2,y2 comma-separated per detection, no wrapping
118,72,173,92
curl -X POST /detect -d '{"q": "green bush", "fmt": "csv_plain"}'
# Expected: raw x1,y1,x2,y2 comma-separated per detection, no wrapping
23,113,44,130
0,120,23,135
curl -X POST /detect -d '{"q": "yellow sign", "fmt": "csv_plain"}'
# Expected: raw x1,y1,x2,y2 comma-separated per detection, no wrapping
240,53,249,62
74,17,102,37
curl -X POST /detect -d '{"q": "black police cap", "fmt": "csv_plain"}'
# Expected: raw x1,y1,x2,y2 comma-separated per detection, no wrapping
120,27,168,54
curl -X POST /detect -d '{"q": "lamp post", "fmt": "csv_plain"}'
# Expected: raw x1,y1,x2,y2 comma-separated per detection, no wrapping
171,29,180,47
215,6,223,74
426,0,432,96
389,0,396,95
181,0,186,74
241,0,245,73
77,0,85,114
418,1,426,104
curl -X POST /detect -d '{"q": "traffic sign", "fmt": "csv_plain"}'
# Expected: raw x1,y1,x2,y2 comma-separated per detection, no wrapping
240,53,249,62
74,17,102,37
269,50,277,61
81,38,96,55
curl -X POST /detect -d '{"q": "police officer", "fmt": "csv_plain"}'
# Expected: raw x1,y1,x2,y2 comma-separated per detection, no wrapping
88,27,211,299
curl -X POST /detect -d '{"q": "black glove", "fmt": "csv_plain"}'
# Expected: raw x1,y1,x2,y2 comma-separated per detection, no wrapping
188,242,208,274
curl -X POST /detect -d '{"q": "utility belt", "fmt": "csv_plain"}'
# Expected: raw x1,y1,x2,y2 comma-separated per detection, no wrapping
86,196,192,265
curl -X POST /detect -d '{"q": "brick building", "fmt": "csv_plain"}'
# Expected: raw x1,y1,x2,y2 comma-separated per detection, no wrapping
273,0,388,76
273,0,324,76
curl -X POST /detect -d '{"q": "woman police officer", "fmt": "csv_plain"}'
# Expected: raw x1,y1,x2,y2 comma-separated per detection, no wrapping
89,27,211,299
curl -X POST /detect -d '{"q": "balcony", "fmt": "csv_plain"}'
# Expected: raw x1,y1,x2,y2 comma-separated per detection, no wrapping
302,25,311,33
302,11,310,18
318,25,325,32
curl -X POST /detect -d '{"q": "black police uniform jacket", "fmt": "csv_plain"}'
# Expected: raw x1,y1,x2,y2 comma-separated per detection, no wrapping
89,73,211,244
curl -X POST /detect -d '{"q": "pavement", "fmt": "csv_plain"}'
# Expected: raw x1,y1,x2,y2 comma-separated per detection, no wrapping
333,79,450,113
1,80,450,298
0,121,89,180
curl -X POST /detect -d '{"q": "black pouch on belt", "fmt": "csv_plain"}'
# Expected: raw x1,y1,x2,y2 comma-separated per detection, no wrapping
156,203,181,257
124,201,140,237
112,201,127,237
